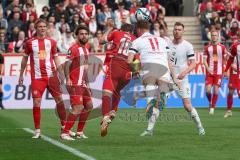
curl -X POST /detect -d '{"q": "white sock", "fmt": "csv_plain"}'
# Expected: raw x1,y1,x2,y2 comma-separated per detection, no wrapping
145,85,157,103
147,107,160,131
190,108,203,129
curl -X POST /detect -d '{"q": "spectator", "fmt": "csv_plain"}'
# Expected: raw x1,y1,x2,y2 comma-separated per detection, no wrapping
223,2,235,17
114,2,130,29
227,21,240,43
8,30,25,53
47,22,61,43
97,4,115,30
0,32,8,53
213,0,225,17
146,0,165,22
7,12,22,34
47,15,56,24
103,17,115,33
8,26,20,42
70,13,82,32
27,22,36,38
222,12,236,33
6,0,23,17
89,17,97,35
151,21,160,36
21,2,37,23
82,0,96,24
210,11,221,25
39,6,50,20
58,28,75,54
0,9,8,30
59,23,70,37
56,14,68,31
89,29,105,54
156,12,168,34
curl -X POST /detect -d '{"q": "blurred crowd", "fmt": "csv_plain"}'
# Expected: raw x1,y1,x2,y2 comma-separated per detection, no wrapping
0,0,183,54
197,0,240,47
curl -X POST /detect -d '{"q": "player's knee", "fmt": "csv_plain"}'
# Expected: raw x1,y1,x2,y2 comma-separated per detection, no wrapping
33,98,42,106
85,102,93,111
72,105,84,114
54,96,64,104
102,90,112,97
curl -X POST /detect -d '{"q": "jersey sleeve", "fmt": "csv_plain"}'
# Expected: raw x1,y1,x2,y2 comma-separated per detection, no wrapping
51,39,58,57
66,46,76,61
186,43,195,60
128,39,139,55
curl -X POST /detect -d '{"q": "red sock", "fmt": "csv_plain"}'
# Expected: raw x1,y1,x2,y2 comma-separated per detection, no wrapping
33,106,41,129
77,110,90,133
63,113,79,134
56,102,66,126
112,94,120,112
102,95,111,116
227,94,233,111
211,94,218,108
206,92,212,103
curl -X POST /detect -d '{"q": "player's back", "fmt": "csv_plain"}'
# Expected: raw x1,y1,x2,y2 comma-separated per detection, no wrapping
107,30,136,58
131,32,169,64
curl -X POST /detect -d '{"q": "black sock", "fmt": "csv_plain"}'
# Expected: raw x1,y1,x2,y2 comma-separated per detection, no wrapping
0,92,4,109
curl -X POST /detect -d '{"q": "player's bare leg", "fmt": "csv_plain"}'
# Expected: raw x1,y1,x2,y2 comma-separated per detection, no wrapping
224,89,234,118
183,98,205,135
101,90,113,137
0,83,4,109
210,85,219,115
32,98,42,139
61,105,83,141
76,101,93,139
205,84,213,114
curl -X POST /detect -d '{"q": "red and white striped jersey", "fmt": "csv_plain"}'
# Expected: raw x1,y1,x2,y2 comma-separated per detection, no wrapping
25,37,58,80
229,42,240,77
66,43,89,86
204,43,227,75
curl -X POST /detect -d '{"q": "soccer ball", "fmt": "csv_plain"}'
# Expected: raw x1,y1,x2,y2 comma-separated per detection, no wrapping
135,8,151,22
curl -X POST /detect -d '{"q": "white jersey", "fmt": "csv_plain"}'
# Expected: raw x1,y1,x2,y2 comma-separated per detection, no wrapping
129,32,170,66
169,40,195,80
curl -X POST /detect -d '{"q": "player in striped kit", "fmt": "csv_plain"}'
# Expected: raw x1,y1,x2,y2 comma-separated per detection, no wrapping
61,25,93,141
224,41,240,118
203,30,227,115
18,19,67,138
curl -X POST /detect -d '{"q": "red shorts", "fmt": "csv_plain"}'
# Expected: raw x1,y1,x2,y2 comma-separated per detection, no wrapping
228,74,240,90
31,76,62,98
205,75,223,87
68,86,92,106
102,57,131,94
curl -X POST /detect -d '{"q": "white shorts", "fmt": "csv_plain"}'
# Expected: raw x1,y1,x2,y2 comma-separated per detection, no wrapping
173,80,191,99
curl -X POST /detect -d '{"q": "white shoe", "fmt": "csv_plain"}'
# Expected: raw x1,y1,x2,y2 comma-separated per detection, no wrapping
69,130,76,137
32,129,41,139
109,110,116,120
60,133,75,141
224,111,232,118
76,132,88,139
198,127,205,136
209,108,214,115
100,116,111,137
140,130,153,136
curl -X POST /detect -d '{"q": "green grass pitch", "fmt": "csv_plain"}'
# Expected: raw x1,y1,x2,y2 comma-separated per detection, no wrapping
0,108,240,160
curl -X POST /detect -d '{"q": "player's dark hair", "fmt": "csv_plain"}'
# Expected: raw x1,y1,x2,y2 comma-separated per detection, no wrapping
75,25,90,36
121,24,134,33
174,22,184,29
136,20,150,30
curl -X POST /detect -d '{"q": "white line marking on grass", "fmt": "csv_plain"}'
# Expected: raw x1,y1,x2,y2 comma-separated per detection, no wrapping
22,128,96,160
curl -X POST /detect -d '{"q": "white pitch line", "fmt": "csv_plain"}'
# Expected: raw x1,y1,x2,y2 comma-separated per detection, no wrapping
22,128,96,160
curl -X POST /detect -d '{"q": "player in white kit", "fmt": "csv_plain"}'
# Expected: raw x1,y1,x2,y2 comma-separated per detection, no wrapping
128,20,179,136
168,22,205,135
